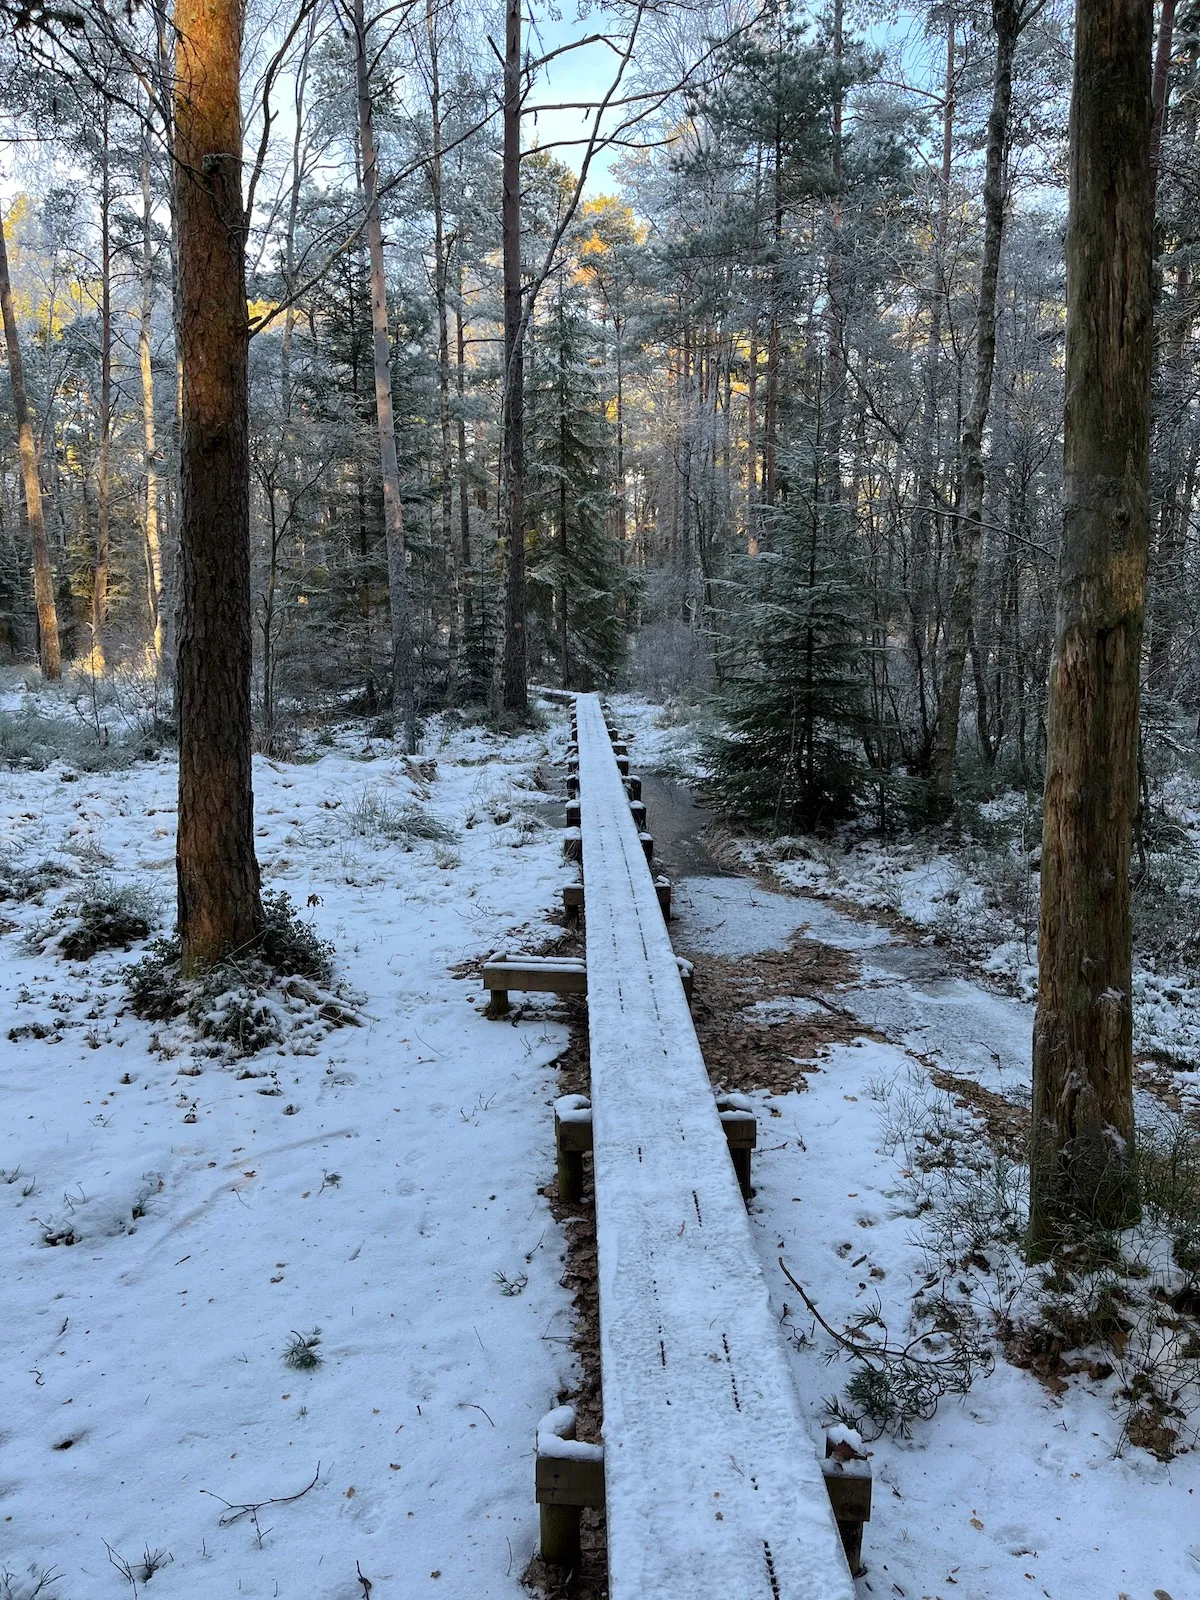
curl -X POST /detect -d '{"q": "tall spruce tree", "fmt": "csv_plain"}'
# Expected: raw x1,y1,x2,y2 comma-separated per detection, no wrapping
704,463,871,829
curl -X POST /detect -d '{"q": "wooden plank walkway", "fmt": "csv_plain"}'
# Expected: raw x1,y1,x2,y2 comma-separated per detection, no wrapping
572,692,857,1600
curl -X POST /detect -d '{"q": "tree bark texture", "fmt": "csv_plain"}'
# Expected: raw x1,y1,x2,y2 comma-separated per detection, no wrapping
500,0,528,712
173,0,262,973
0,202,61,678
932,0,1021,807
1029,0,1154,1254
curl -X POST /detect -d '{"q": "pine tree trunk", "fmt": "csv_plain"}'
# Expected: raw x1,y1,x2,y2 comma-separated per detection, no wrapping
93,115,113,677
455,264,473,665
426,0,458,698
139,134,165,666
932,0,1021,807
1029,0,1154,1256
352,0,417,750
0,202,61,678
500,0,528,712
173,0,262,973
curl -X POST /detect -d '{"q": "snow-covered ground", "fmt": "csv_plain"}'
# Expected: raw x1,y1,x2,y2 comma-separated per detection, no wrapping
6,683,1200,1600
0,700,578,1599
674,872,1200,1600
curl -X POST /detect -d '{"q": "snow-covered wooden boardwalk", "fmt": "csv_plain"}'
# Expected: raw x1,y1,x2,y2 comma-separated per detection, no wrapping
572,693,857,1600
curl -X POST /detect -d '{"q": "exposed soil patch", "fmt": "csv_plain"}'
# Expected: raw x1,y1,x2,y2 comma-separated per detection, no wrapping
685,933,869,1095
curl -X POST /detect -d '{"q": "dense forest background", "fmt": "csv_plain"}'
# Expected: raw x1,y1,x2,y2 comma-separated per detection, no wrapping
0,0,1196,821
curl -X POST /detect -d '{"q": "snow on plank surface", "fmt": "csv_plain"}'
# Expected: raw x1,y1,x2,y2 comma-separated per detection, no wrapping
576,694,854,1600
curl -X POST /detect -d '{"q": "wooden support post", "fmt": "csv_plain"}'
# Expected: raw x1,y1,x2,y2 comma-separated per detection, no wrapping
555,1094,592,1202
654,874,672,919
616,755,630,775
629,799,646,827
536,1406,604,1569
562,883,584,925
566,772,579,797
676,955,694,1005
624,774,642,801
611,740,628,756
564,827,582,861
566,799,581,826
716,1094,756,1202
639,831,653,860
821,1433,872,1577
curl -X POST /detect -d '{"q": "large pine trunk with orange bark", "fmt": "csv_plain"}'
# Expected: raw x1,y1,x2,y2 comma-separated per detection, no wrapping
172,0,261,973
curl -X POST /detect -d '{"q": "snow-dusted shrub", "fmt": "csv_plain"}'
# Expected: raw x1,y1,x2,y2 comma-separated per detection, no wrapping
189,981,285,1055
0,852,76,904
57,881,158,960
126,937,187,1020
257,889,333,984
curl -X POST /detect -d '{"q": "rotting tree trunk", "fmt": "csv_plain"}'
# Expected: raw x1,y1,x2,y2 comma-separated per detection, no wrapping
1029,0,1154,1256
931,0,1024,808
352,0,417,750
173,0,262,973
500,0,528,713
0,202,61,679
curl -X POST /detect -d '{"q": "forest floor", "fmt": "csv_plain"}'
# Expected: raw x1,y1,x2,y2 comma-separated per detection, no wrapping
2,679,1199,1600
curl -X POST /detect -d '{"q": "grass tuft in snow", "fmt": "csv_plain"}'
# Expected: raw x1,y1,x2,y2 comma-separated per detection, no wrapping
343,785,455,846
282,1328,323,1371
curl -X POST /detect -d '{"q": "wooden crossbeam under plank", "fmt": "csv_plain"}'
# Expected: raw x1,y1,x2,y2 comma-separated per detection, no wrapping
573,691,856,1600
483,950,692,1011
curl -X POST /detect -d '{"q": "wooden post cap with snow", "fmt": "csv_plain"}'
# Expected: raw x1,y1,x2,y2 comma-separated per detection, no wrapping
535,1404,604,1569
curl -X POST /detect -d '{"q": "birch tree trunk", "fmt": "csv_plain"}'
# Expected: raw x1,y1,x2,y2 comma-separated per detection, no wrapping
173,0,262,972
352,0,417,750
1029,0,1154,1255
0,202,61,678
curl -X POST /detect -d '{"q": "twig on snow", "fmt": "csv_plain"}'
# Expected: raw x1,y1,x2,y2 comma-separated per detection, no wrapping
200,1464,321,1548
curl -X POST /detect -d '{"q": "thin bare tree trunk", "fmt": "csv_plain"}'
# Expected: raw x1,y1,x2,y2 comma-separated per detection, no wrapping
92,107,113,677
139,135,165,666
932,0,1025,807
351,0,417,750
500,0,528,713
425,0,458,699
0,202,61,678
1029,0,1154,1254
173,0,262,972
